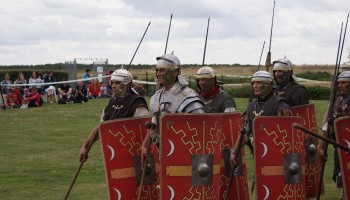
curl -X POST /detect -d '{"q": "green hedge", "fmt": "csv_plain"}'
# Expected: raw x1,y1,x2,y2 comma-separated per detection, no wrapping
224,85,331,100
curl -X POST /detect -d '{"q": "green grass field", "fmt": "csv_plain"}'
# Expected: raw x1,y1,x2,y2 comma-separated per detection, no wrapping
0,98,342,199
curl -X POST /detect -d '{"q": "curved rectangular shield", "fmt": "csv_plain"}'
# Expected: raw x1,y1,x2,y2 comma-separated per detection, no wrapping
334,116,350,200
291,103,324,198
254,116,306,200
99,116,159,200
160,113,223,199
219,112,249,200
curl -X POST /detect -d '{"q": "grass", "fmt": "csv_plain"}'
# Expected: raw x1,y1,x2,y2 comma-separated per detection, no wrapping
0,98,342,199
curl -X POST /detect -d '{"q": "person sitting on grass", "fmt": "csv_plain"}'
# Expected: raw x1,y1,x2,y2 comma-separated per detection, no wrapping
57,79,72,104
21,86,43,109
88,78,101,99
71,81,88,103
5,87,20,108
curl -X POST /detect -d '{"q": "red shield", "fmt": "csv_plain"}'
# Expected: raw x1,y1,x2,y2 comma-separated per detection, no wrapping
219,112,249,200
160,113,222,199
254,116,306,199
99,116,159,200
291,103,324,198
334,116,350,200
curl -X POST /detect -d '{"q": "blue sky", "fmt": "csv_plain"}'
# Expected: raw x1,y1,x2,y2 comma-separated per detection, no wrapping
0,0,349,65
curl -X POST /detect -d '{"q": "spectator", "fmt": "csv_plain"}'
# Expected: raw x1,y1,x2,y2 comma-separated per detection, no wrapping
100,82,110,98
21,86,43,108
88,78,101,99
5,87,20,108
28,71,43,94
57,78,72,104
1,73,12,94
82,69,92,84
71,81,88,103
14,72,27,95
43,70,56,92
14,87,23,105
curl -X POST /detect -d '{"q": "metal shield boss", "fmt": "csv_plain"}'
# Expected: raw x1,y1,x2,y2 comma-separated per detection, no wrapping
219,113,249,200
160,113,222,199
291,103,324,198
99,116,159,200
254,116,306,199
334,116,350,200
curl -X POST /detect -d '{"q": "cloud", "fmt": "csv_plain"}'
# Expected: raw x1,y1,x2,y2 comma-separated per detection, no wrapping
0,0,349,65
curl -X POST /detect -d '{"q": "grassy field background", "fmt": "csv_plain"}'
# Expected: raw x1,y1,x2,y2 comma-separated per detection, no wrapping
0,97,342,199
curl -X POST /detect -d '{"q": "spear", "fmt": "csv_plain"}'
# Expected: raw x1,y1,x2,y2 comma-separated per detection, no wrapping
202,18,210,66
126,21,151,70
164,14,173,54
258,41,265,71
265,0,275,72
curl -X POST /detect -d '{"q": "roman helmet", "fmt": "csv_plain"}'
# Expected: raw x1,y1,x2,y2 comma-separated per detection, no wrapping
337,71,350,82
195,66,218,93
251,71,273,99
156,52,187,86
110,66,133,96
272,56,294,84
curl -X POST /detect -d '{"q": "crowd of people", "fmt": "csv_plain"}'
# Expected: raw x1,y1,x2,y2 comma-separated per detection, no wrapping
0,69,125,109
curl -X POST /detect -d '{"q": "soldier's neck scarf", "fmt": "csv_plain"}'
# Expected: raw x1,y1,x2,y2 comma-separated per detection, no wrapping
201,85,220,99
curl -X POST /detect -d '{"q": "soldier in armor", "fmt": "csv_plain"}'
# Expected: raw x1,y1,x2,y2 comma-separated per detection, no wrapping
80,67,149,162
272,57,309,107
320,71,350,199
195,66,236,113
230,70,291,165
141,52,205,160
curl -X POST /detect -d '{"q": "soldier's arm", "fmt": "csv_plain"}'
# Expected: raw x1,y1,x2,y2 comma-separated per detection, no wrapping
80,126,100,162
291,86,309,106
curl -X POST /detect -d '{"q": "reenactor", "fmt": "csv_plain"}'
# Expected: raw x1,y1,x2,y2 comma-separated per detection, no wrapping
80,67,149,162
272,57,309,107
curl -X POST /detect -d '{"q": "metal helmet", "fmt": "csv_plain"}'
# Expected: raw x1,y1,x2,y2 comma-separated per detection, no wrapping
195,66,215,79
156,52,181,71
337,71,350,82
272,57,293,71
340,62,350,72
251,71,273,83
110,66,133,84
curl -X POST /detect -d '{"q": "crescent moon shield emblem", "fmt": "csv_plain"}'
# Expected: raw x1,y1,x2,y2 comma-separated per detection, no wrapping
106,145,115,161
113,188,121,200
262,184,270,200
167,185,175,200
166,139,175,157
343,139,350,152
261,142,268,158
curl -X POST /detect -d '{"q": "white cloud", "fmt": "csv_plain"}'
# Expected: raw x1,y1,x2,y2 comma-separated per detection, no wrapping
0,0,349,65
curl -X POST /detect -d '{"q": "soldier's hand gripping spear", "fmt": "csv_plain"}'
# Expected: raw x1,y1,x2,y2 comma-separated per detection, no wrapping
317,13,349,200
224,126,247,200
137,121,156,200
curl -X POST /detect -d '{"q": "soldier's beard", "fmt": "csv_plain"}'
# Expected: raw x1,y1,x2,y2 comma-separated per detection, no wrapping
162,70,177,87
258,83,273,99
274,71,290,85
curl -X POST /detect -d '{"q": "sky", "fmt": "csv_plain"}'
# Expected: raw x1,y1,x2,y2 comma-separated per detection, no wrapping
0,0,350,66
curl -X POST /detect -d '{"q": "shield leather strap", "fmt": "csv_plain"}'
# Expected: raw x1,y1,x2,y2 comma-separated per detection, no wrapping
160,113,223,199
99,116,160,200
334,116,350,200
291,103,324,198
219,112,249,200
254,116,306,199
